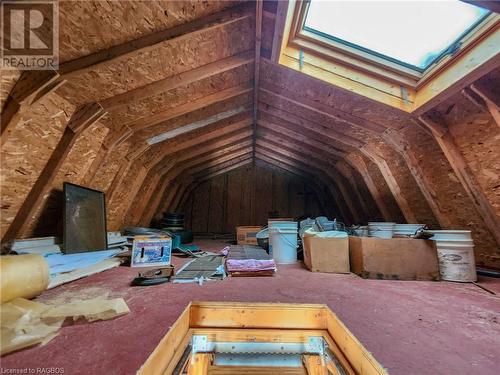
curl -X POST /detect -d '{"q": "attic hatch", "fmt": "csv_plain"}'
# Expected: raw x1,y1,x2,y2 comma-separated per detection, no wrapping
304,0,489,72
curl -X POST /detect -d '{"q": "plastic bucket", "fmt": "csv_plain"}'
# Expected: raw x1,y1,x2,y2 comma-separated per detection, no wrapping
436,244,476,282
428,230,472,241
268,221,298,264
368,222,395,239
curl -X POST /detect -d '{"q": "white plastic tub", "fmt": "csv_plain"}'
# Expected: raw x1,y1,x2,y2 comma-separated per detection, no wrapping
268,221,298,264
428,230,472,241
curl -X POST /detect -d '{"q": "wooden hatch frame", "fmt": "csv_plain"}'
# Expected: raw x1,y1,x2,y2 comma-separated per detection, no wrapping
137,302,388,375
273,0,500,114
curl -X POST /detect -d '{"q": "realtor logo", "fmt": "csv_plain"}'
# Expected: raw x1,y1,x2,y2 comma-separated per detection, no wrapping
1,0,59,70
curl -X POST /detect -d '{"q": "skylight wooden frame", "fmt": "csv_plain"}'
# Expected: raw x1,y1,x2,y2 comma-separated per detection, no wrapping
276,0,500,114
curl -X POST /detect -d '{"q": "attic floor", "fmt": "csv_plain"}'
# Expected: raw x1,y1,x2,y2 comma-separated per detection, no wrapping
2,239,499,375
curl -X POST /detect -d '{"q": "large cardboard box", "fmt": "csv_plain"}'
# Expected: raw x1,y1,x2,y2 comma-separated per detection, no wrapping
236,226,262,245
349,236,440,280
303,231,350,273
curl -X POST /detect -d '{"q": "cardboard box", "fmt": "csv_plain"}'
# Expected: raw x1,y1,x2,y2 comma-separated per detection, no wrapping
303,231,349,273
349,236,439,280
236,226,262,245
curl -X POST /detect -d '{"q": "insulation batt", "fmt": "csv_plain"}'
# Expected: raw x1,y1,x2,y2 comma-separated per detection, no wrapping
0,254,49,303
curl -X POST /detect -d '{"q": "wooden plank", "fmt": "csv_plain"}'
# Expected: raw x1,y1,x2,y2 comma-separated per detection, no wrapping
187,353,212,375
136,304,191,375
100,51,254,110
303,355,328,375
1,102,104,241
189,302,327,329
59,4,254,77
419,115,500,245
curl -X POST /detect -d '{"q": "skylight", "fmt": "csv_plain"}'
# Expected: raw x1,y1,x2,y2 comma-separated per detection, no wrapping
304,0,489,70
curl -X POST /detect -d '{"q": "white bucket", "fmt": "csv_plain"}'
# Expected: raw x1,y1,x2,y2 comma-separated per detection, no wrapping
368,222,395,239
268,221,298,264
428,230,472,241
436,244,477,282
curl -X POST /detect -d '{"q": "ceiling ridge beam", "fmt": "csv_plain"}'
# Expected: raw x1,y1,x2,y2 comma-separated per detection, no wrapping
58,4,254,77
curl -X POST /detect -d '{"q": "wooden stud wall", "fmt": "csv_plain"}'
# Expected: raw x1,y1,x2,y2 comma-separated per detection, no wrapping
0,1,498,268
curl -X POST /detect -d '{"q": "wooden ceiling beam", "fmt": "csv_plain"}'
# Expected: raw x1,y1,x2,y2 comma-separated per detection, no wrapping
100,50,254,110
126,82,253,131
419,114,500,245
58,4,254,78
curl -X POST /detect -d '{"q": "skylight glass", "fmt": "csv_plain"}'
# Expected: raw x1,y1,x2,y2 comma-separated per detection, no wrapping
304,0,489,70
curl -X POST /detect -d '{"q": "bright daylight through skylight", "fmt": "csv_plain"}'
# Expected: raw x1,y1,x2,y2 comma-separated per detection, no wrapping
305,0,489,70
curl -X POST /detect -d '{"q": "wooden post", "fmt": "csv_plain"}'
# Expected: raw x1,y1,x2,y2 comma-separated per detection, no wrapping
1,103,106,241
419,114,500,245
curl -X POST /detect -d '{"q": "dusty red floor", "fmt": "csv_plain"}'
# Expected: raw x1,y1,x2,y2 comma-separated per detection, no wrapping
1,239,499,375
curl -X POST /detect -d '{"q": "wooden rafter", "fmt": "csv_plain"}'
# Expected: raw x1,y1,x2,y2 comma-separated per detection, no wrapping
419,114,500,245
58,4,254,78
1,103,106,241
100,50,254,110
1,70,62,145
